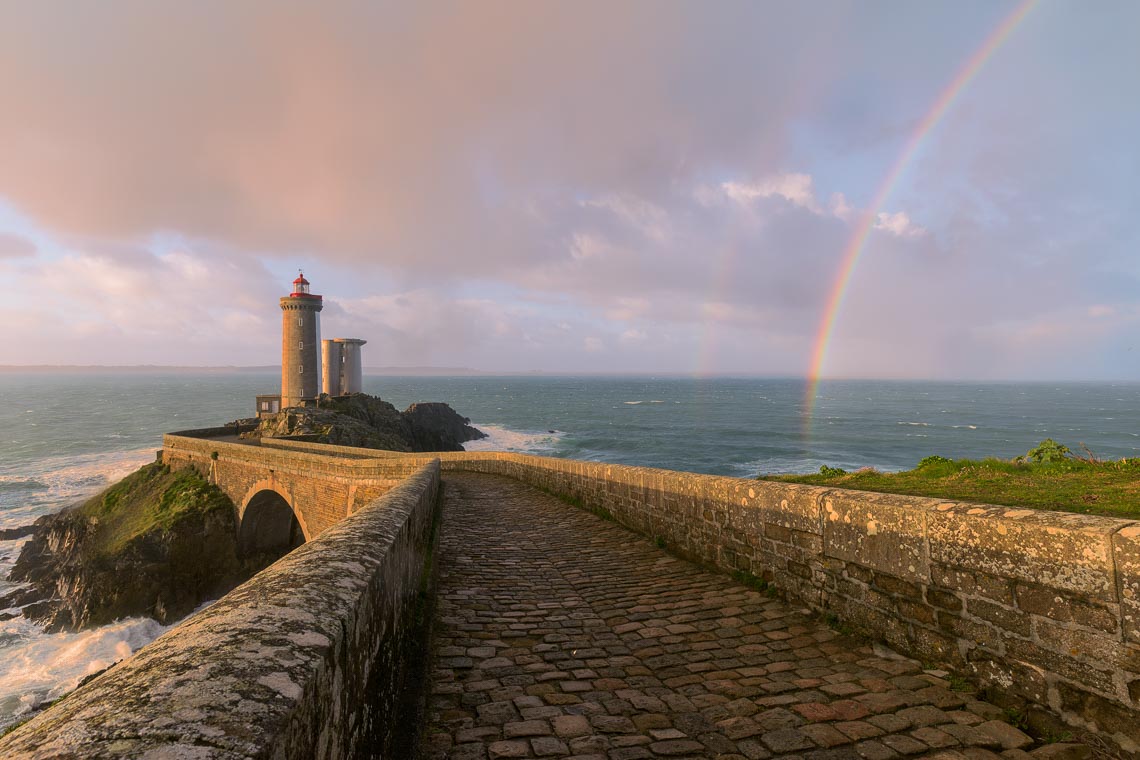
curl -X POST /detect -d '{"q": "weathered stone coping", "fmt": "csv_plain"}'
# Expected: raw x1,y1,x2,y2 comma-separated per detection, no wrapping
168,423,259,439
164,433,396,479
0,459,441,759
259,440,1140,750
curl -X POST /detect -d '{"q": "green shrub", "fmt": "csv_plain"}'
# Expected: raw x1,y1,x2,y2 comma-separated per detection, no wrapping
918,455,953,468
1023,438,1071,463
818,465,848,478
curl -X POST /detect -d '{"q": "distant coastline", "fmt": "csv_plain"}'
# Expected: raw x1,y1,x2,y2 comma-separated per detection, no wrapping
0,365,489,376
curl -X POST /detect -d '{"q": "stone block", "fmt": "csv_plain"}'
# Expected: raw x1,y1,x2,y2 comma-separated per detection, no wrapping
744,481,826,535
932,565,1014,606
1055,681,1140,747
897,599,936,626
927,503,1119,602
1002,637,1117,695
1014,584,1117,633
765,524,793,543
845,562,875,584
928,588,964,612
1111,524,1140,644
965,598,1030,638
934,615,998,651
1033,618,1140,672
823,491,932,584
875,573,922,600
908,624,964,665
974,721,1032,750
964,656,1048,705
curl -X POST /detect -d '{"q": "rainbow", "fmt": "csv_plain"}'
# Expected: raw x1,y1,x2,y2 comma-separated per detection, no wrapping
803,0,1037,424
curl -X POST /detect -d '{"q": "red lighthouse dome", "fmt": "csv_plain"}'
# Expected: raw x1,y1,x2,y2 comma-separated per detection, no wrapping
291,271,311,297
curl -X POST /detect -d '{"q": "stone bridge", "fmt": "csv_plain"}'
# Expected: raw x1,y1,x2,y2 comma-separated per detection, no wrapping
160,428,421,556
1,435,1137,758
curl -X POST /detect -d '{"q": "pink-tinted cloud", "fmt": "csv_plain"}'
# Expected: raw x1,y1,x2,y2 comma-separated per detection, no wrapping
0,234,36,258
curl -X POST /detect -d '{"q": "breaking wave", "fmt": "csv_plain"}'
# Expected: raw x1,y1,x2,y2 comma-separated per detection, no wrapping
463,424,564,454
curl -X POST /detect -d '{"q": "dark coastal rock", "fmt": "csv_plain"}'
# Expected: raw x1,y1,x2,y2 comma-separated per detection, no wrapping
0,524,37,541
403,401,487,452
253,393,485,452
4,463,262,633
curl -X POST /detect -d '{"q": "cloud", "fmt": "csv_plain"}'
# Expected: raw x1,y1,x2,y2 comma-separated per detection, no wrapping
581,195,671,244
620,328,647,343
873,211,926,238
0,4,1134,379
0,3,833,276
829,193,854,221
720,174,822,213
0,234,36,258
0,245,280,364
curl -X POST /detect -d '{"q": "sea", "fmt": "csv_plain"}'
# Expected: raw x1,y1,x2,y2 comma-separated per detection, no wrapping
2,371,1139,727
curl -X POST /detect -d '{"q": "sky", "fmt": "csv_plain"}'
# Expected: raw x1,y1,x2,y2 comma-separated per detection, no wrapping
1,1,1138,379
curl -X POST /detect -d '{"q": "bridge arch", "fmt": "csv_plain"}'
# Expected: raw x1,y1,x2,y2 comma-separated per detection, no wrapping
238,481,312,559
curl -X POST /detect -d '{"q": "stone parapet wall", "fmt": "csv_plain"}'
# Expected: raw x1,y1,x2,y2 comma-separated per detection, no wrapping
148,436,1139,748
375,449,1138,750
0,460,442,759
164,434,392,477
163,435,411,536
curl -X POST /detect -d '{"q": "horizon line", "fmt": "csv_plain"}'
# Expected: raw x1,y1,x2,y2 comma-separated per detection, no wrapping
0,364,1136,384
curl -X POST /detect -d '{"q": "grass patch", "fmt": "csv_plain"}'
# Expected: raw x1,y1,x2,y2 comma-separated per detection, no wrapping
731,569,770,593
948,674,974,693
653,535,666,549
761,452,1140,519
1004,707,1029,729
590,505,614,522
78,463,234,556
823,613,859,637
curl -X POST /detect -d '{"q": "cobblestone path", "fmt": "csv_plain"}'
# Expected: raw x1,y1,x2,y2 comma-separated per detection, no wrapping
420,473,1072,760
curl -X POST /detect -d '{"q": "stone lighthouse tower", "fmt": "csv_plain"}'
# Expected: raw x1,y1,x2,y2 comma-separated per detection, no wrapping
280,272,323,407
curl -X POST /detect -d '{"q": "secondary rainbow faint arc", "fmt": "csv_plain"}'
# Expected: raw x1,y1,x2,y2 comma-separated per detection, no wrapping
803,0,1038,424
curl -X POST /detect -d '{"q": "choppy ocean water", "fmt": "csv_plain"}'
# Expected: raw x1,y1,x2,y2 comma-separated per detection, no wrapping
2,371,1139,727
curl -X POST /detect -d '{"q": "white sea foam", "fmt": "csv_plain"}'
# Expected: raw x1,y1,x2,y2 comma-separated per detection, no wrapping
463,424,564,454
0,448,155,530
951,425,978,430
897,422,930,427
623,400,665,405
0,444,169,729
0,615,170,729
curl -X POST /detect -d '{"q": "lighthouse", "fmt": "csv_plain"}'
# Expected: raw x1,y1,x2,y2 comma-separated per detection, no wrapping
279,272,323,407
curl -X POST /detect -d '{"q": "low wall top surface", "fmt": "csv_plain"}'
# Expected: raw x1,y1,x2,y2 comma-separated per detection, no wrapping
164,433,399,477
0,460,442,759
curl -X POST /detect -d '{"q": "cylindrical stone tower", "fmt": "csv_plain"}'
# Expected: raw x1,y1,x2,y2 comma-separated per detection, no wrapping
280,272,323,407
321,339,343,397
336,338,367,394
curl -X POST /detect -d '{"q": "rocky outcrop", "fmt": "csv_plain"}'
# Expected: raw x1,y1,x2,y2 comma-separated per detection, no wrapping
252,393,485,452
3,463,258,632
403,402,486,452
